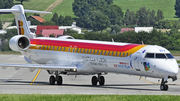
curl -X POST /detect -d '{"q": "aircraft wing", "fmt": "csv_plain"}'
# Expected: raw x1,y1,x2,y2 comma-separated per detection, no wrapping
0,63,77,72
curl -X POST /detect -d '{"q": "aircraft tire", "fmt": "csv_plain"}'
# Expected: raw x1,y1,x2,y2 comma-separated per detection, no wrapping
99,76,105,86
57,76,63,85
92,76,98,86
160,85,168,91
49,75,55,85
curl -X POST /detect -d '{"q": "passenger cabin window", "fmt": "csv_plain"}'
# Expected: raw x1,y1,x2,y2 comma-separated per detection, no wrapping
104,51,106,55
89,50,92,54
129,53,132,58
122,53,125,57
93,50,95,54
100,51,103,55
108,51,110,56
145,53,154,58
126,53,128,57
111,52,114,56
97,50,99,54
156,53,166,58
119,52,121,57
115,52,117,56
166,53,174,59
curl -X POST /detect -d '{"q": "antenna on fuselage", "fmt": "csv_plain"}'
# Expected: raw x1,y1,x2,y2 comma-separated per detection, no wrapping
141,41,144,45
112,38,114,42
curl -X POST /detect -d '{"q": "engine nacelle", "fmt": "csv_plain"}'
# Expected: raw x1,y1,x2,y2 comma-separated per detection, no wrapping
58,35,75,39
9,35,30,52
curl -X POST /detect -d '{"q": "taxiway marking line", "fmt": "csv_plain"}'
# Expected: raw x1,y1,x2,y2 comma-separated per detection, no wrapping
30,69,41,85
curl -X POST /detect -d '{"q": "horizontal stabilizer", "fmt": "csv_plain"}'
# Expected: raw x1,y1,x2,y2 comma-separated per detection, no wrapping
0,9,51,14
0,9,20,13
24,9,52,14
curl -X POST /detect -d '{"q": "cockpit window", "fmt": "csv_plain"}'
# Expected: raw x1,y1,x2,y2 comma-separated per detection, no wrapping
166,54,174,59
155,53,166,58
145,53,154,58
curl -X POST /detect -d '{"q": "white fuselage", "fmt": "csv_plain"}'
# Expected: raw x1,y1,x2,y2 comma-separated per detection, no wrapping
21,37,179,79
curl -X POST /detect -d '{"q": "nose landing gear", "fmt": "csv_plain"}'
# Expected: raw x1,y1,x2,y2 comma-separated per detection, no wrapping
160,78,168,91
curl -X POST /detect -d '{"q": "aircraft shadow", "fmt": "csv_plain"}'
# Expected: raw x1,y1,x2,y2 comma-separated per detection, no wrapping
0,80,160,91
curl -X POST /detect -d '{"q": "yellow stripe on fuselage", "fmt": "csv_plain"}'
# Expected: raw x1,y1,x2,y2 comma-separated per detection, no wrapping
29,44,147,57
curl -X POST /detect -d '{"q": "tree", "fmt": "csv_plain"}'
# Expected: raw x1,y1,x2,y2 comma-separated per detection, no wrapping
90,11,110,32
156,9,164,21
100,5,123,25
136,7,149,26
0,0,4,9
11,19,16,26
110,24,121,34
124,9,131,26
16,0,29,5
76,15,92,28
175,0,180,17
0,20,2,30
149,10,156,25
63,16,73,26
58,15,64,26
41,21,55,25
105,0,113,4
3,0,13,8
72,0,91,17
51,13,59,25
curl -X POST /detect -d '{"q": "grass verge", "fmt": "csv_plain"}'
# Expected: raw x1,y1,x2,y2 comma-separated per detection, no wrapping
170,50,180,56
0,51,20,54
0,95,180,101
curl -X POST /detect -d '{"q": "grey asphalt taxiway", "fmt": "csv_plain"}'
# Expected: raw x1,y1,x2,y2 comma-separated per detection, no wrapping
0,54,180,94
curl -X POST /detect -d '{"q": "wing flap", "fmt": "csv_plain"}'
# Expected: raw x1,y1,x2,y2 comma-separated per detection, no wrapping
0,63,77,71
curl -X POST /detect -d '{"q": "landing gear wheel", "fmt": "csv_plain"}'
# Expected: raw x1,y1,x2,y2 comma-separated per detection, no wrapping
49,75,55,85
160,78,168,91
99,76,105,86
57,76,63,85
92,76,98,86
160,85,168,91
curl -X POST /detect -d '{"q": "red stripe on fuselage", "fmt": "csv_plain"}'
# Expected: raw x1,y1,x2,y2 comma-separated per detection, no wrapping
30,39,140,52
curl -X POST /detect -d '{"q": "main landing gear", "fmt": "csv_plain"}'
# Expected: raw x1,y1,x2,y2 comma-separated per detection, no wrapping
160,78,168,91
91,74,105,86
49,75,63,85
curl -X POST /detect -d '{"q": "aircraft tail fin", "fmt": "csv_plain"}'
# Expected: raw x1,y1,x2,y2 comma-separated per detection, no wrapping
0,5,51,39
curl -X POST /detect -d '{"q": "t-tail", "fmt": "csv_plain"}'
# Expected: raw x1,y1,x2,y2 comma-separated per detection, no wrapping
0,5,51,39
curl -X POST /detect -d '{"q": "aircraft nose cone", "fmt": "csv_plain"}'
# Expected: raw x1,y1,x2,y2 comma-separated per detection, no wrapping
168,65,179,76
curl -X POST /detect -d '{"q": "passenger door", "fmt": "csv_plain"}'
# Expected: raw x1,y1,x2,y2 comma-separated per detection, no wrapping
133,52,141,71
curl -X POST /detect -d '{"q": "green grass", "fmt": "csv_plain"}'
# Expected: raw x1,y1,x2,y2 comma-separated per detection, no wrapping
43,0,76,21
0,95,179,101
170,50,180,56
0,51,20,54
0,0,56,21
0,0,178,21
44,0,177,21
114,0,177,20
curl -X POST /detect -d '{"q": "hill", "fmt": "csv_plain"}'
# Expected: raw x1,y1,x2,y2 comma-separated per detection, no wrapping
0,0,177,22
114,0,176,20
0,0,57,21
43,0,75,21
44,0,177,21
